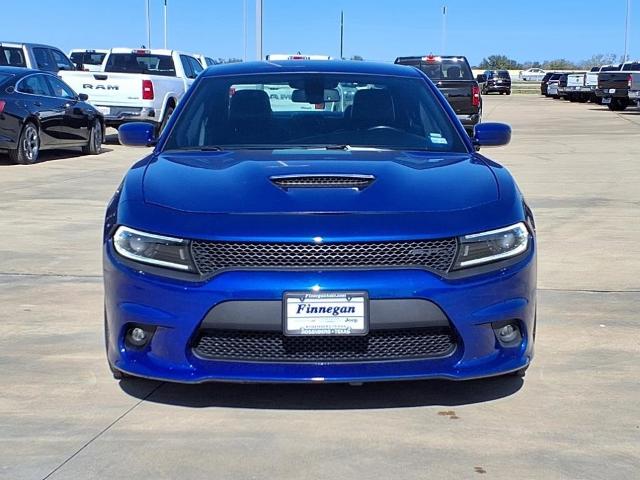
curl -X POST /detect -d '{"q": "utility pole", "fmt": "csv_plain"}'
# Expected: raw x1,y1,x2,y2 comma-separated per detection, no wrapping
145,0,151,48
163,0,168,49
624,0,631,61
243,0,248,61
340,10,344,59
256,0,263,60
441,5,447,54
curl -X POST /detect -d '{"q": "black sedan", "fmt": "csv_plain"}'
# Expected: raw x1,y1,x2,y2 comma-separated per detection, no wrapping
0,66,103,164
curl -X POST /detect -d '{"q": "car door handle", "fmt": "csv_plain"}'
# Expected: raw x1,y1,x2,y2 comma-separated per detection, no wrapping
34,101,42,106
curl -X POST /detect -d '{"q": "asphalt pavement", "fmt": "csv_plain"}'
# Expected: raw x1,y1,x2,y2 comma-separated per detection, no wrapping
1,96,638,479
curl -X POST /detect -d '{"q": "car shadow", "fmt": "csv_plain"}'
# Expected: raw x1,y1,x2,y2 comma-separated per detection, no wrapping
119,376,524,410
0,148,114,166
104,132,120,145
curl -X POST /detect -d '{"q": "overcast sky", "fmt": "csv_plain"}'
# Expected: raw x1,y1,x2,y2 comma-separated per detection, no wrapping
2,0,635,63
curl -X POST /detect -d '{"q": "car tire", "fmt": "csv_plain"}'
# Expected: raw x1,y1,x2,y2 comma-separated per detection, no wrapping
82,120,103,155
506,90,511,96
608,99,628,111
9,122,40,165
157,105,175,136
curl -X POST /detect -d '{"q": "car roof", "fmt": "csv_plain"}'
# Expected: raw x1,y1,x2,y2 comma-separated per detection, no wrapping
0,41,63,49
0,65,38,76
200,60,424,78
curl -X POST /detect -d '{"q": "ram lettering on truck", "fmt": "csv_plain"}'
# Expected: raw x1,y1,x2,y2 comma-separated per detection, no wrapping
59,48,203,134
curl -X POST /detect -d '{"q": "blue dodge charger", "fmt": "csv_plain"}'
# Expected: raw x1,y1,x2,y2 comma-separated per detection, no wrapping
104,60,536,383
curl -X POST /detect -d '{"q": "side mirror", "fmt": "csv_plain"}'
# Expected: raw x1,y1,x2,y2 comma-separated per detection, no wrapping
78,93,89,101
118,122,156,147
473,122,511,148
476,74,487,83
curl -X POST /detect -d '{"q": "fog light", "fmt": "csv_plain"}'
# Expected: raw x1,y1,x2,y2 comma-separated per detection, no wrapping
127,327,151,347
498,324,518,343
492,321,522,346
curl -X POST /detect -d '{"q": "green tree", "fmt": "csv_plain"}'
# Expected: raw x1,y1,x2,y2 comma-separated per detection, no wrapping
578,53,619,69
542,58,578,70
478,55,521,70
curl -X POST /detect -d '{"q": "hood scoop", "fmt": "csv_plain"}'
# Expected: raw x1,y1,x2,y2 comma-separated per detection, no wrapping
270,174,375,190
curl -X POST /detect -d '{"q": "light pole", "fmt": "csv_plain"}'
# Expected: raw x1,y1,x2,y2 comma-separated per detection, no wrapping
256,0,263,60
145,0,151,48
623,0,631,61
441,5,447,54
340,10,344,59
243,0,248,61
163,0,168,49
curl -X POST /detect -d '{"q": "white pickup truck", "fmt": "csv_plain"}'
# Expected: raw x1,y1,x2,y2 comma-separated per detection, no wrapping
629,73,640,106
59,48,204,133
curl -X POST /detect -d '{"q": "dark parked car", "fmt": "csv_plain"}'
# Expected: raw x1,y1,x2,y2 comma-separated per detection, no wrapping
0,66,103,164
557,73,570,99
540,72,554,95
478,70,511,95
545,73,563,98
394,55,481,134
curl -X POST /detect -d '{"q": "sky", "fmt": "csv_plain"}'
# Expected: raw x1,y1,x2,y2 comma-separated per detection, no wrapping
1,0,636,65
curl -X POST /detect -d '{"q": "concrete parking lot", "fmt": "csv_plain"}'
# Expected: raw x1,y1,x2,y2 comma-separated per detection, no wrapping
1,96,639,479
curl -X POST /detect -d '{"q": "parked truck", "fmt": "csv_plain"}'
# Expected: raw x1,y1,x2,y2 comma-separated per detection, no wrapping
565,72,589,102
394,54,481,134
585,65,621,104
628,73,640,106
596,61,640,111
59,48,204,133
0,41,75,72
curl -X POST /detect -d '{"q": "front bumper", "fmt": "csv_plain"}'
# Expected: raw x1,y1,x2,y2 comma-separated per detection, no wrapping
104,241,537,383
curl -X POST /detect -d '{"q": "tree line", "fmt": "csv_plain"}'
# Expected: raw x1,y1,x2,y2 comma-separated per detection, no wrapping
476,53,623,70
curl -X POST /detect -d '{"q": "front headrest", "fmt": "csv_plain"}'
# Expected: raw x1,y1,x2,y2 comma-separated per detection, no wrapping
350,89,395,124
229,90,272,120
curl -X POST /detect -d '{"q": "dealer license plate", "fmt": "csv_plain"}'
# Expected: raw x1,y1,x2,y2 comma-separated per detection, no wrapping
284,292,368,336
602,97,612,104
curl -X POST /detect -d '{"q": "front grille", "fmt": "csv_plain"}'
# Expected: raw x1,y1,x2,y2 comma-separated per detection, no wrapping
271,175,374,189
191,238,458,275
192,328,456,362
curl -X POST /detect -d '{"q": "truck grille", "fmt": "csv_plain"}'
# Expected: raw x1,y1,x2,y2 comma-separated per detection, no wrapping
192,328,456,362
191,238,458,275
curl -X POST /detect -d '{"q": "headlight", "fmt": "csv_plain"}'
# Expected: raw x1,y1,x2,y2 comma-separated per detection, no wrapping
453,222,529,269
113,226,194,271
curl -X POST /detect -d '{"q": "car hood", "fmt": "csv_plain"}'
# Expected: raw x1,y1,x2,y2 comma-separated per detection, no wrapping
142,149,499,214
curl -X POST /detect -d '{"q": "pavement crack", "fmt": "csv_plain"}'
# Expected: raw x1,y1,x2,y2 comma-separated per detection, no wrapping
41,382,165,480
539,287,640,293
0,272,102,279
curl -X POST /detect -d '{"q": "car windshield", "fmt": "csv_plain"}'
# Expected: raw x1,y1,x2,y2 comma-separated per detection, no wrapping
164,73,467,153
395,58,473,81
622,62,640,71
70,51,106,66
105,53,176,76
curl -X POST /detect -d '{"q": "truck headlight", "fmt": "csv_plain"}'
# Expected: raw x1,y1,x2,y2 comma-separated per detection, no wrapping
453,222,529,269
113,226,194,271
